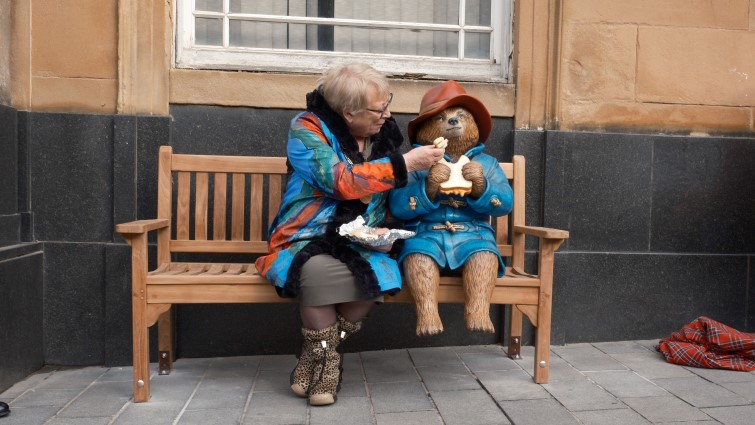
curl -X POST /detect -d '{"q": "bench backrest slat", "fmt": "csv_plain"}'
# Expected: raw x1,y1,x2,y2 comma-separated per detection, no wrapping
213,173,227,240
155,146,525,267
195,172,209,240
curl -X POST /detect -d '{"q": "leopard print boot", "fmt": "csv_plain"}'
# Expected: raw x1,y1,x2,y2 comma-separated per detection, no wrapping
335,314,362,382
290,326,332,397
307,323,342,406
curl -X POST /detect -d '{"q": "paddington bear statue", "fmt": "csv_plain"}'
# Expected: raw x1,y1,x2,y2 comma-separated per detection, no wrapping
390,80,513,336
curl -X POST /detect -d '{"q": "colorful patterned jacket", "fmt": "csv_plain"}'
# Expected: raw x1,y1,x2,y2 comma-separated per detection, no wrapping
389,144,513,276
255,89,408,298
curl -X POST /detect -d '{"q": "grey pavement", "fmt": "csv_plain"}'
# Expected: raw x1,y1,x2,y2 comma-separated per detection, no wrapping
2,340,754,424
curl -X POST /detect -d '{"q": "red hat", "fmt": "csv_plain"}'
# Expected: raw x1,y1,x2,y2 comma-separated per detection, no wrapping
408,80,492,143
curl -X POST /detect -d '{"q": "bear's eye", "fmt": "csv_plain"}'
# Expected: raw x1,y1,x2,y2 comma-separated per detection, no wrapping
457,111,468,119
433,114,445,122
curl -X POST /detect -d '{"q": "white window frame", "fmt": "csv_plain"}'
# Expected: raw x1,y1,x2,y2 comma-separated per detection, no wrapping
175,0,513,83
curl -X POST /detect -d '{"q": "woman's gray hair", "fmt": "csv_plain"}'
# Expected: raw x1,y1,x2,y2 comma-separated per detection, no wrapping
317,64,390,116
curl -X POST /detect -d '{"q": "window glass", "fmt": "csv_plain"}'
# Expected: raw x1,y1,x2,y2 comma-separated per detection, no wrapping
177,0,512,82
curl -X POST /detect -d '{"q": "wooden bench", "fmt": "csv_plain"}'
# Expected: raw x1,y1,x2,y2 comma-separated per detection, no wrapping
116,145,569,402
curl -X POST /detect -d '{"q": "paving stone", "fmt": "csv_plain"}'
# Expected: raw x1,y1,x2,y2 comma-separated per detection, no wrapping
0,405,61,425
92,367,132,383
310,396,373,425
338,381,368,398
362,349,420,383
654,376,752,408
499,399,580,425
551,344,628,372
168,358,213,376
702,404,755,425
9,389,81,408
416,364,481,392
179,408,243,425
431,389,510,425
685,365,755,384
204,356,259,379
633,339,661,352
610,351,696,379
241,390,307,424
47,417,111,425
408,346,463,367
186,377,253,410
543,377,624,411
375,410,444,425
571,407,652,425
57,381,132,418
459,351,520,372
0,367,59,399
721,381,755,402
342,353,365,383
148,374,203,402
592,341,653,354
452,344,507,354
368,381,434,414
476,369,551,401
3,342,753,425
114,401,184,425
35,367,108,391
524,355,585,382
252,368,292,392
258,354,297,371
620,395,712,423
583,370,668,398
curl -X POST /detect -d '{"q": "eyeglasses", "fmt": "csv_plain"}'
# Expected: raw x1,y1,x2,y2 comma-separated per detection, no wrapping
365,93,393,119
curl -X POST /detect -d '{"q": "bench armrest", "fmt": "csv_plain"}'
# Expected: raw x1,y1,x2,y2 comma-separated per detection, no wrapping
513,225,569,241
116,219,170,235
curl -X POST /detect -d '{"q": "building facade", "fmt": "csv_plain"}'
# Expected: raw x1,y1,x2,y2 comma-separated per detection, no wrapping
1,0,753,392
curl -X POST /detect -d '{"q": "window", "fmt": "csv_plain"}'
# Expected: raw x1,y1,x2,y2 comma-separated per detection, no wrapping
175,0,513,83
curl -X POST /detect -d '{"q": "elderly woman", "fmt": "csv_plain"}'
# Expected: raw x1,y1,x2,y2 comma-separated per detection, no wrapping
255,64,443,406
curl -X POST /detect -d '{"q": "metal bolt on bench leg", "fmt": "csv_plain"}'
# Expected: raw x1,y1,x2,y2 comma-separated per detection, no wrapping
159,351,171,375
509,336,522,359
539,360,546,368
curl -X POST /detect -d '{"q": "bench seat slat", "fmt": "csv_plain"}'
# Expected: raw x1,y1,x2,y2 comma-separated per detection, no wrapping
170,240,268,253
148,284,294,304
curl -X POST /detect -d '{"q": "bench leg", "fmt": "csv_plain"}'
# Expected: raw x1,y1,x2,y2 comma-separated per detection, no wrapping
533,241,557,384
130,234,151,402
158,309,174,375
507,306,523,359
533,314,551,384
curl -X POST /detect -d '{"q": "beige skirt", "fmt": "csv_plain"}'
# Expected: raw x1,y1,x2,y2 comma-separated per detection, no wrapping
298,254,384,306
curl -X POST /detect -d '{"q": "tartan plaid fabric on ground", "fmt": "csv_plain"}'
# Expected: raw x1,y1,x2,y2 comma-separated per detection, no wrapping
656,316,755,371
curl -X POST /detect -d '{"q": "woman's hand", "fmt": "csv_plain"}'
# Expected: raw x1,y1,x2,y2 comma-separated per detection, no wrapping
403,145,445,172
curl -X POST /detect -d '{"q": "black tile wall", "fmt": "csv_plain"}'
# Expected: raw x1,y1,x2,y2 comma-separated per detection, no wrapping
552,252,749,342
651,136,755,254
0,245,44,392
0,105,17,215
169,105,515,160
544,132,655,252
28,113,114,242
170,105,293,157
514,130,546,254
43,242,106,365
749,256,754,332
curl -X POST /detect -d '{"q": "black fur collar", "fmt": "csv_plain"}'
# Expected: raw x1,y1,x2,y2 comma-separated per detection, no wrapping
305,89,404,163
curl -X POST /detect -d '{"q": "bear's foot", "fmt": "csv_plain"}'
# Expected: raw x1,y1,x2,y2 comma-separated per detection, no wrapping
416,313,444,336
465,312,495,333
